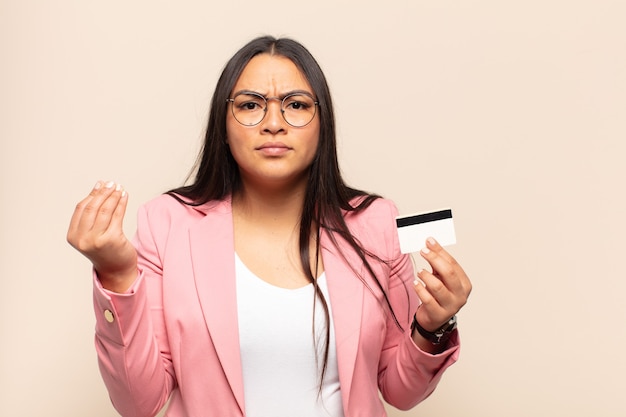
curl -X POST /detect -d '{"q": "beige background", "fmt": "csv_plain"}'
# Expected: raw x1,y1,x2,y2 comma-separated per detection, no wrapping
2,1,625,416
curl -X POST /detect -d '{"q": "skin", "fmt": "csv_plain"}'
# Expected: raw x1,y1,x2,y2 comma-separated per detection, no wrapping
413,238,471,351
228,54,322,290
227,54,320,195
67,181,137,293
66,54,471,354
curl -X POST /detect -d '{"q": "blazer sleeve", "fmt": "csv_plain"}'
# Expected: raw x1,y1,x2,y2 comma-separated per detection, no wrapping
92,202,176,417
374,200,461,410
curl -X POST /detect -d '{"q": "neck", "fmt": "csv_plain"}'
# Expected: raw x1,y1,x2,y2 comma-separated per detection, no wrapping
232,179,308,227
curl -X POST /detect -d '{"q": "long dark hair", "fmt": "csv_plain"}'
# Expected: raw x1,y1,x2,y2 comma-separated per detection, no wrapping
168,36,402,389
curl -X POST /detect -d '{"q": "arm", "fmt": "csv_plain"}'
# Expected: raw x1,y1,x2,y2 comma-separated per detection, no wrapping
373,201,470,409
93,265,175,415
68,182,175,416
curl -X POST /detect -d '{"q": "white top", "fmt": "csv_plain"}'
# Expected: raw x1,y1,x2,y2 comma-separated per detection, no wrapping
235,254,345,417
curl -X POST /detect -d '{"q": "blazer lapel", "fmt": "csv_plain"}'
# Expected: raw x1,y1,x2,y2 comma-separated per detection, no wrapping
186,200,366,414
188,200,245,414
321,231,364,412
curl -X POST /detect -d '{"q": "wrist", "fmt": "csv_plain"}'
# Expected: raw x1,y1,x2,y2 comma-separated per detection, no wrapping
95,266,138,293
411,314,457,345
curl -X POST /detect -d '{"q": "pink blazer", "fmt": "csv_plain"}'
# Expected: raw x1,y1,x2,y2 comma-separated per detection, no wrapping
92,195,459,417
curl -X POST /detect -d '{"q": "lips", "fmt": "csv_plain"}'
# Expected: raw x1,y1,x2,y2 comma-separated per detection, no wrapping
256,142,291,156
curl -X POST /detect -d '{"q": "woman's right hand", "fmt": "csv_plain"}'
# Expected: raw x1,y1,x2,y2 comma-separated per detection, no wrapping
67,181,138,293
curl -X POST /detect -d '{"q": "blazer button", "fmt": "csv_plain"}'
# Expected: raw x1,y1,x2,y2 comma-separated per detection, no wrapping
104,309,115,323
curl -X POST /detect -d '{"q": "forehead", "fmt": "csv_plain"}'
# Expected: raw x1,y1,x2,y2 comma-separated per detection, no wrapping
233,53,313,94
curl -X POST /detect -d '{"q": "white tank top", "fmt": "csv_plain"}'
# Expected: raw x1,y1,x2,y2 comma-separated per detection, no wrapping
235,253,345,417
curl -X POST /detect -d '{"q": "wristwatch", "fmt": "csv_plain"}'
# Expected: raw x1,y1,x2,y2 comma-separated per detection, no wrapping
411,315,457,345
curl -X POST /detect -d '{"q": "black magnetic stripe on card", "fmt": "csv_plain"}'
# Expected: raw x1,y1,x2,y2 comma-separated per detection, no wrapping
396,209,453,228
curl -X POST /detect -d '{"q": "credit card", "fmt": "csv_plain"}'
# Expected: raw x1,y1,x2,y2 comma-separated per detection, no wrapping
396,209,456,254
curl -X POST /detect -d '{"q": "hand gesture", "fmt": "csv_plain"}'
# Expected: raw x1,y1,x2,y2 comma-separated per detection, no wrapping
412,237,472,347
67,181,137,292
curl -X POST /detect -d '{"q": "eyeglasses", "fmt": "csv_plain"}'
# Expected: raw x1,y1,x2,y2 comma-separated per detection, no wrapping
226,91,319,127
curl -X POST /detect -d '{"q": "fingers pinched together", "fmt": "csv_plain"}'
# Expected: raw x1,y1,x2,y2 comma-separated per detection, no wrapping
412,237,472,332
67,181,137,291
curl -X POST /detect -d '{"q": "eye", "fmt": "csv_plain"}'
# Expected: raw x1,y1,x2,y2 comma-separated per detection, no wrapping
289,101,306,110
240,101,261,111
233,94,265,111
283,95,314,111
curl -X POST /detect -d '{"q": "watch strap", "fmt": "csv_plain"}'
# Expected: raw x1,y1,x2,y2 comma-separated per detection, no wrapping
411,314,457,345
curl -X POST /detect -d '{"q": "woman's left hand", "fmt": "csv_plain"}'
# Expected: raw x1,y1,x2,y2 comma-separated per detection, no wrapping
412,237,472,339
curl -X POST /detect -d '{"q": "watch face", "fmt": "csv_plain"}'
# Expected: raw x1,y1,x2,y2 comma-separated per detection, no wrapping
446,317,457,331
447,316,457,328
436,317,457,337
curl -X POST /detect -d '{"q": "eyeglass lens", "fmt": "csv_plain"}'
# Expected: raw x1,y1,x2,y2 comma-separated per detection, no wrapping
230,93,317,127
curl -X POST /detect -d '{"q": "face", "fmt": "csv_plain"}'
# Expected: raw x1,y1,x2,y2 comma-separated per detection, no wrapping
226,53,320,191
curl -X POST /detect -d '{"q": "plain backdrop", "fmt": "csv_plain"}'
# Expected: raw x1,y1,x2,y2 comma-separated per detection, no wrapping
1,1,625,416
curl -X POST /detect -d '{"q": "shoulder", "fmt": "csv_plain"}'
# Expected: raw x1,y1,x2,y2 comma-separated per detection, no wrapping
138,194,231,226
345,196,400,226
344,197,401,250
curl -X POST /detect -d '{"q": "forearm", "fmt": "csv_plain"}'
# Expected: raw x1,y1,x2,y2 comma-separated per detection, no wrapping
379,330,460,410
93,273,175,417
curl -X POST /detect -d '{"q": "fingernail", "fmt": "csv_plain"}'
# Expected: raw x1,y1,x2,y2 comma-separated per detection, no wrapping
104,181,115,189
94,181,102,190
421,246,431,254
115,183,122,191
121,190,127,198
427,237,437,246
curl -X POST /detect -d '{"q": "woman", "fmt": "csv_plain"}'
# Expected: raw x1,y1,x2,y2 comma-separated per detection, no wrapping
67,36,471,417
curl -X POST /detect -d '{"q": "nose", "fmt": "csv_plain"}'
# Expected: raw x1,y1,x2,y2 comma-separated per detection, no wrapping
261,98,286,134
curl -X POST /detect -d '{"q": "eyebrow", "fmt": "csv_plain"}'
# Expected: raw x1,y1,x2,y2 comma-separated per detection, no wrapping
231,89,316,99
